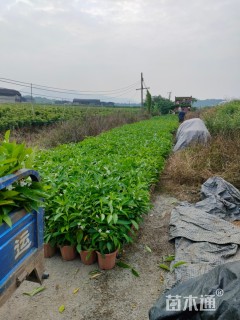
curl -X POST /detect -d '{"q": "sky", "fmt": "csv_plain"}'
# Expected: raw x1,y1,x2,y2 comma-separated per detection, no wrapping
0,0,239,103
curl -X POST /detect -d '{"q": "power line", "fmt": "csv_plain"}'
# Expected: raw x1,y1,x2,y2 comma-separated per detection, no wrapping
19,85,138,103
0,75,142,103
0,77,140,95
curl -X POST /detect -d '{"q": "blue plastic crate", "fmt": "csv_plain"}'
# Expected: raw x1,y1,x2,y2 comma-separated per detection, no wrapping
0,169,44,305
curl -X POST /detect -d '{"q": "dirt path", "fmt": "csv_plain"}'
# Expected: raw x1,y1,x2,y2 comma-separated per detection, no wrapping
0,194,178,320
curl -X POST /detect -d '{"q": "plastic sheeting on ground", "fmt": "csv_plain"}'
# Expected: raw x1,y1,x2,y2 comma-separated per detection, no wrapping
173,118,211,152
149,177,240,319
149,261,240,320
169,204,240,283
196,176,240,221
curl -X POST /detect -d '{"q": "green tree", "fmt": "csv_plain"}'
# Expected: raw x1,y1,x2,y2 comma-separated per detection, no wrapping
145,90,153,114
152,95,175,115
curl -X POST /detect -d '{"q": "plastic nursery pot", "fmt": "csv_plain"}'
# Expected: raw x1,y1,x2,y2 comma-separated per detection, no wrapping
60,245,77,261
96,250,118,270
44,243,56,258
80,250,97,265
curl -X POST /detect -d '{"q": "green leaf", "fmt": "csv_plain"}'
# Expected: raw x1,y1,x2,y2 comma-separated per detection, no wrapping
4,130,10,143
112,213,118,224
76,230,83,244
145,245,152,253
116,219,131,225
108,200,113,214
76,244,82,253
107,214,113,224
159,264,171,271
131,220,139,230
23,286,45,297
0,200,15,206
106,242,112,252
172,261,187,270
116,261,131,269
2,214,12,227
1,190,20,198
58,305,65,313
131,268,140,277
164,255,175,262
117,261,140,277
53,212,64,221
73,287,80,294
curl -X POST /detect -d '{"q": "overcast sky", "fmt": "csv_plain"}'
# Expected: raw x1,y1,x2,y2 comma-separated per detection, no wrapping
0,0,239,102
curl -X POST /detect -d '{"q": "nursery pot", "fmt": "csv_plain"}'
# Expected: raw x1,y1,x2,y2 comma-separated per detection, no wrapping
80,250,97,265
44,243,56,258
60,245,77,261
96,250,117,270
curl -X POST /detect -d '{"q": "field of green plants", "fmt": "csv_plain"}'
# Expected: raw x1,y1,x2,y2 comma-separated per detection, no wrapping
35,116,178,254
202,100,240,135
0,103,138,131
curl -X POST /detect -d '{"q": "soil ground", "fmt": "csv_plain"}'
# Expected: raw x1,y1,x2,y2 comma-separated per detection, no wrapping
0,194,179,320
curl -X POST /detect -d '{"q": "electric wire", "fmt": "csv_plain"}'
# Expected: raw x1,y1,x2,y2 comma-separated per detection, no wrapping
0,77,140,94
0,76,141,103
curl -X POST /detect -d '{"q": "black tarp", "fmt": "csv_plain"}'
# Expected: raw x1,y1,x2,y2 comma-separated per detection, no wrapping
149,261,240,320
149,177,240,319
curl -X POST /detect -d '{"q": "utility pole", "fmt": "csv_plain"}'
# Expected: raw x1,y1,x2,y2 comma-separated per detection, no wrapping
30,83,35,116
167,91,172,101
136,72,150,107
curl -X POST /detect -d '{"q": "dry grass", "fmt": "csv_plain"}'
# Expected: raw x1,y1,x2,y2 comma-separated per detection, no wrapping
5,110,149,148
159,132,240,202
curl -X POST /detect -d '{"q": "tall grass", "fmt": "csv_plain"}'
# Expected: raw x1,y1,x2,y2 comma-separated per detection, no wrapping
161,100,240,201
202,100,240,135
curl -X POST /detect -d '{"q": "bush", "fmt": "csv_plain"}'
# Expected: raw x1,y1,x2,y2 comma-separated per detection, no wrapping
202,100,240,135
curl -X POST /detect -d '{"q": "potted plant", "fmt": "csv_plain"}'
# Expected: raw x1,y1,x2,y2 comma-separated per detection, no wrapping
92,225,132,270
0,130,49,228
51,209,81,261
43,234,57,258
57,231,77,261
76,229,97,265
43,212,58,258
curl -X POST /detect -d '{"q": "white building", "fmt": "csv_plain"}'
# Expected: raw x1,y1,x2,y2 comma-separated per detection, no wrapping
0,88,21,103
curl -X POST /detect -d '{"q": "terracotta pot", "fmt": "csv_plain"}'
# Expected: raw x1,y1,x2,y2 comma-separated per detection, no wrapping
96,250,117,270
60,245,77,261
80,250,97,265
44,243,56,258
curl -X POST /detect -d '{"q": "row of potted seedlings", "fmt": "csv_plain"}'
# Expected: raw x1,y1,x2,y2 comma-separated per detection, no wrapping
44,219,138,270
40,117,178,270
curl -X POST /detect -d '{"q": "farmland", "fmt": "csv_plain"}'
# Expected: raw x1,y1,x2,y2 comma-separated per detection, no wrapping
0,103,141,131
1,101,240,319
0,113,178,320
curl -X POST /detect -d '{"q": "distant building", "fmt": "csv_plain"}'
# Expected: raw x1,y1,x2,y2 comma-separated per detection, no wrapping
21,95,35,103
54,100,71,105
0,88,22,103
101,101,115,107
73,99,101,106
175,96,193,112
175,96,192,107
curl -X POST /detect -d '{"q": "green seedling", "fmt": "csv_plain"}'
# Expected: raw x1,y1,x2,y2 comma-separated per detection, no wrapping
159,254,187,272
117,261,139,277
